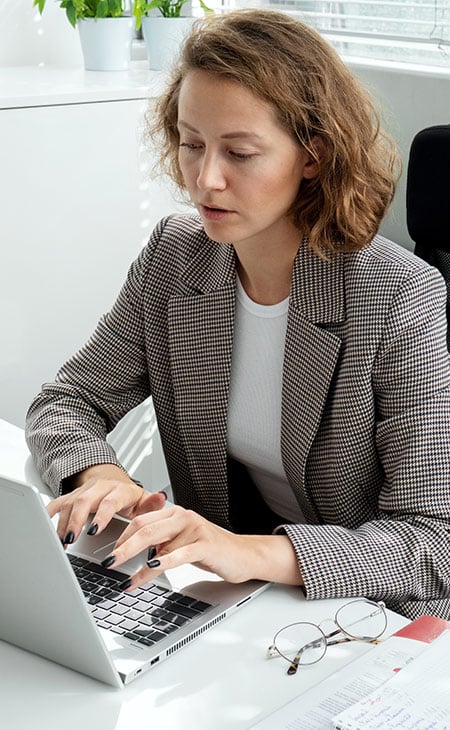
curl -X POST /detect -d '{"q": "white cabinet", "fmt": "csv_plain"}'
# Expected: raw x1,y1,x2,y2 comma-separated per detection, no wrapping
0,66,182,489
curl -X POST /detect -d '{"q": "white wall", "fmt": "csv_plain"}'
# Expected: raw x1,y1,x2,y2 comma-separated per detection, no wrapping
349,61,450,251
0,0,83,67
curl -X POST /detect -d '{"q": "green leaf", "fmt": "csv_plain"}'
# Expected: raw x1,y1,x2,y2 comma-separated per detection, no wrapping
64,1,78,26
96,0,108,18
33,0,46,14
198,0,213,15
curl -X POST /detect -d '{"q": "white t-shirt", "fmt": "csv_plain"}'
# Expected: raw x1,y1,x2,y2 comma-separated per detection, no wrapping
227,276,305,523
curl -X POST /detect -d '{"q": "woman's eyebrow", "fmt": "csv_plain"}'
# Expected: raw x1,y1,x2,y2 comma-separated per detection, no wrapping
177,120,262,141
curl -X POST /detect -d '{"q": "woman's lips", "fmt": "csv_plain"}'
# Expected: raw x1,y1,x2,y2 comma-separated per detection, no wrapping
200,204,233,221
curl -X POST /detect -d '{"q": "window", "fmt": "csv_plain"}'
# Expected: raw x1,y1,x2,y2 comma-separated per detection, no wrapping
208,1,450,69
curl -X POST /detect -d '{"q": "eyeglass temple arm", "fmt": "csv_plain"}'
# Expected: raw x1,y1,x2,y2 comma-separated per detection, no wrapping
287,631,379,676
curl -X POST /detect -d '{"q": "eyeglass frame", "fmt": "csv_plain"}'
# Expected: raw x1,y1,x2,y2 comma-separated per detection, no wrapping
267,598,387,675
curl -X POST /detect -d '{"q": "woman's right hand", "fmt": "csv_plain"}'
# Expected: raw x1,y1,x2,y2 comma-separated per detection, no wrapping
47,463,167,546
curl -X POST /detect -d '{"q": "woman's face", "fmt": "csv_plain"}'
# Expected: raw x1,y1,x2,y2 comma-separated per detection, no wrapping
177,70,318,252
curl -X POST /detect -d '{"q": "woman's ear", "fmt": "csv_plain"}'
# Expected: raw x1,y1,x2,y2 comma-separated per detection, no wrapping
302,135,326,179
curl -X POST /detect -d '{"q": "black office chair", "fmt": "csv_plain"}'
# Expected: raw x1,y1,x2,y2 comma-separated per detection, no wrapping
406,124,450,349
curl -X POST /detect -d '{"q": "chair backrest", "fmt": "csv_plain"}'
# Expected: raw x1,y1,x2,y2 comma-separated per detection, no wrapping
406,124,450,348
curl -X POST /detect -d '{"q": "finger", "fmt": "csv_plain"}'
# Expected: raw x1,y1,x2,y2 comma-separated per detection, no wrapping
113,505,172,549
122,543,197,592
58,490,101,543
111,508,183,567
46,496,66,517
48,498,81,545
90,482,143,535
128,490,168,518
49,485,111,543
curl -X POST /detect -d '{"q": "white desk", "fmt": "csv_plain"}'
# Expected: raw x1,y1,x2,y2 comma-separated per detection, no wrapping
0,419,409,730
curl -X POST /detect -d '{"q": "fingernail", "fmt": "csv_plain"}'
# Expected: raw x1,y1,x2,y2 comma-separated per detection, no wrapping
101,555,116,568
158,490,168,501
147,546,157,563
119,578,132,591
87,523,99,536
64,531,75,545
147,559,161,569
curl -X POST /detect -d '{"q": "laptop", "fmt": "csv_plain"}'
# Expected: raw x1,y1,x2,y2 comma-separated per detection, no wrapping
0,473,269,688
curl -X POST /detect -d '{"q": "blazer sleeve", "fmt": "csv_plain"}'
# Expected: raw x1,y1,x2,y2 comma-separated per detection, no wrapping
279,265,450,620
25,217,170,496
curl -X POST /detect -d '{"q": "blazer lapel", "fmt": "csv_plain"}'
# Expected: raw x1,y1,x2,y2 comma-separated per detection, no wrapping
167,239,236,525
281,244,345,522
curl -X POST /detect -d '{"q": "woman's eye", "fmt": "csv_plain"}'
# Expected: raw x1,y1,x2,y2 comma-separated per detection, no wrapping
179,142,202,151
229,151,255,160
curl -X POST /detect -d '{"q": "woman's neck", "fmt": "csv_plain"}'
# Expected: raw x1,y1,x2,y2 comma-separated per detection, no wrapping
234,237,301,306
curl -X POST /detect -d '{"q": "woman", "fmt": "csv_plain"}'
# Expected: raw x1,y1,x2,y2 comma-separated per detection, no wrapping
26,10,450,620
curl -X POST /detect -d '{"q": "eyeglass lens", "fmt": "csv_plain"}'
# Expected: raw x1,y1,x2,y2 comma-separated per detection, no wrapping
274,622,327,665
335,600,387,640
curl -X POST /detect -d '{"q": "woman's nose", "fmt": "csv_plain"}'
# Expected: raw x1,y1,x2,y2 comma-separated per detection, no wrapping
196,153,227,191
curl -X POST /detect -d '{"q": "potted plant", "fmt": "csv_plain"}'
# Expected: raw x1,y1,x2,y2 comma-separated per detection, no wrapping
33,0,135,71
133,0,211,70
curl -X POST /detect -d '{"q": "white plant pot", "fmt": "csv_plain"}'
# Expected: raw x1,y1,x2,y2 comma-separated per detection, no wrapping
142,16,195,71
78,17,134,71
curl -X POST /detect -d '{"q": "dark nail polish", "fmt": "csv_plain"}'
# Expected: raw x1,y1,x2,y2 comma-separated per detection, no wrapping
147,546,157,562
64,531,75,545
146,559,161,569
87,523,99,536
158,490,168,501
101,555,116,569
119,578,132,591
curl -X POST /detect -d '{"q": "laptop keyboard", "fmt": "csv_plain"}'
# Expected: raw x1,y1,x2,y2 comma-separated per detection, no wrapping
68,554,212,647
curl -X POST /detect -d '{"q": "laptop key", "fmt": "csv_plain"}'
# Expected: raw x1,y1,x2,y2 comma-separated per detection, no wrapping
148,607,167,619
153,621,179,635
191,600,212,612
82,581,98,593
174,595,197,607
110,604,129,616
124,609,145,622
136,637,156,646
96,599,115,611
120,619,139,632
92,608,110,621
172,604,200,619
164,611,190,627
87,593,104,605
146,630,167,642
139,614,159,627
149,586,169,596
123,631,156,646
95,587,113,598
133,600,150,612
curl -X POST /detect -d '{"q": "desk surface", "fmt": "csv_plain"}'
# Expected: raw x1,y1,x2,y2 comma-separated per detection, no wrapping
0,419,409,730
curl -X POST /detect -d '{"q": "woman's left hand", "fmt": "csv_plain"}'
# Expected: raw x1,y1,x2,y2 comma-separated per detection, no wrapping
104,505,303,589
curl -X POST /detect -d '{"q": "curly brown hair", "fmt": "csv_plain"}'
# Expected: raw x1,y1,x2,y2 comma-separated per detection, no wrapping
149,9,400,256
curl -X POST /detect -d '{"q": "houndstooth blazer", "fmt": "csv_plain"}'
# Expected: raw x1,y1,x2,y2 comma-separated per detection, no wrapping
26,214,450,620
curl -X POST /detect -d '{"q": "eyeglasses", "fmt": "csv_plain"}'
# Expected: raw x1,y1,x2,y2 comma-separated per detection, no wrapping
266,598,387,675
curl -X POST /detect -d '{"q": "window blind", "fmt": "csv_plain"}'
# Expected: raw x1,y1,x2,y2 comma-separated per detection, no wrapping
205,1,450,68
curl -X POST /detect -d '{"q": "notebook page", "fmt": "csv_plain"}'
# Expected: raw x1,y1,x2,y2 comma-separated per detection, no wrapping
333,630,450,730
